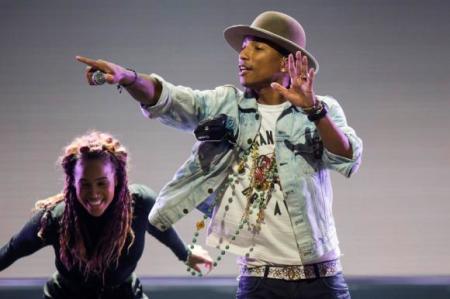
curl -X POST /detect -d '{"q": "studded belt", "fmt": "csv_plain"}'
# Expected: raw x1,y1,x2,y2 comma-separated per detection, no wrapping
240,259,342,281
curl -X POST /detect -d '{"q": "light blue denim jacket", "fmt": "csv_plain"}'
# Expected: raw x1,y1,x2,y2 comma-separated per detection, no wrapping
143,74,362,262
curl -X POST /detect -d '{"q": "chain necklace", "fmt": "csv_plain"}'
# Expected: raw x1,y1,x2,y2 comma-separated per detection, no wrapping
186,140,280,276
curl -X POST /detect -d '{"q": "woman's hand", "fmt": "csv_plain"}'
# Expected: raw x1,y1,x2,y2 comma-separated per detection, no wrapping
271,51,317,108
186,244,213,274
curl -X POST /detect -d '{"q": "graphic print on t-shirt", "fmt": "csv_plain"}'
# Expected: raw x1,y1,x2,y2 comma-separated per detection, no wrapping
206,101,303,266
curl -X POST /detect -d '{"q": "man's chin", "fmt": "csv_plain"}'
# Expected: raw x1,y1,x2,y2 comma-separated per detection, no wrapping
239,79,248,87
240,80,255,89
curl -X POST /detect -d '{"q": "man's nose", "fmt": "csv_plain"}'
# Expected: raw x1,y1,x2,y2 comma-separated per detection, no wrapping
239,47,250,60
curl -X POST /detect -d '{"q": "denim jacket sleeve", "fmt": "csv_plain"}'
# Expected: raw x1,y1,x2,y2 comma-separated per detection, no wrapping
319,96,363,177
139,75,242,230
140,74,238,132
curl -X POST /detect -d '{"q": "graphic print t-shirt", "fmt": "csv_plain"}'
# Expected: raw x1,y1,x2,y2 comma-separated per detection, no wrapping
207,101,304,266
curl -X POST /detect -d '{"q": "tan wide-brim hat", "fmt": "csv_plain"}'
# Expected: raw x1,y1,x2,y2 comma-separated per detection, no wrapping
224,11,319,73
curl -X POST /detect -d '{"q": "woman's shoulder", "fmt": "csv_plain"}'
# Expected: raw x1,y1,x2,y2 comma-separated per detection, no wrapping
129,184,157,210
34,202,65,233
28,201,65,242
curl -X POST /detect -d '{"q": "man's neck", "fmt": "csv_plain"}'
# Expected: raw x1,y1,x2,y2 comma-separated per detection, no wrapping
255,86,287,105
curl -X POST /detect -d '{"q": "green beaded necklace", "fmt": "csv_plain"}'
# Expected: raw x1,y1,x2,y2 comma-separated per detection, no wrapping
186,140,280,276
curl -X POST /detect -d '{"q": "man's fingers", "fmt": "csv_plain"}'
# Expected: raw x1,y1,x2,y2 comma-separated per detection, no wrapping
104,73,116,84
75,55,99,67
84,66,95,85
301,53,308,76
271,82,289,98
296,51,303,76
307,68,315,90
288,53,297,80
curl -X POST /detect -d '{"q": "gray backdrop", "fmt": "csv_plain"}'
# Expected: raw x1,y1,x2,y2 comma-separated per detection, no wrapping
1,0,449,278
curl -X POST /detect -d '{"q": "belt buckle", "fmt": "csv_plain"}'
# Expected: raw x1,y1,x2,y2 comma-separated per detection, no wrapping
284,266,303,280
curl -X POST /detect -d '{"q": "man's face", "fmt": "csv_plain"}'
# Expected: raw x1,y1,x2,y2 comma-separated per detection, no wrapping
238,36,286,90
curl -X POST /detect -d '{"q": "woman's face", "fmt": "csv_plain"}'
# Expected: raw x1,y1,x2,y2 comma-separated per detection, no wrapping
74,158,116,217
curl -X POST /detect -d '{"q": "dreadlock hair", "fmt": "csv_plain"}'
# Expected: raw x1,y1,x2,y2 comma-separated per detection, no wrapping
34,131,135,280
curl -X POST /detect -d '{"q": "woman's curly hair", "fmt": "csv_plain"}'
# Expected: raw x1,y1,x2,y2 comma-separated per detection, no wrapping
35,131,135,280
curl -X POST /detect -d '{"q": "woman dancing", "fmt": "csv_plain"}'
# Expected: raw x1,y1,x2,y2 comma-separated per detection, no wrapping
0,131,212,299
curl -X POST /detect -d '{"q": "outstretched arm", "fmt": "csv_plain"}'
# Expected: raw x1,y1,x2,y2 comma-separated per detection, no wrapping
76,56,162,106
0,210,48,271
133,184,213,274
147,223,212,273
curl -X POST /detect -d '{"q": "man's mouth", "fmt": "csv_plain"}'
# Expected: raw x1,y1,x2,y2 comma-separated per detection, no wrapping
239,65,252,75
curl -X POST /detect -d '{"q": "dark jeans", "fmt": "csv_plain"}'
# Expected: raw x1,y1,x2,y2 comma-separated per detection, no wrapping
236,273,351,299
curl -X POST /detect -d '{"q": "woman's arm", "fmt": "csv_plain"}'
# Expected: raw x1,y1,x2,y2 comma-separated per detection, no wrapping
147,222,212,273
131,183,213,272
0,210,49,271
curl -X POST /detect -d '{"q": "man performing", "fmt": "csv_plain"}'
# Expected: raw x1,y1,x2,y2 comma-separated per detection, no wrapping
77,11,362,299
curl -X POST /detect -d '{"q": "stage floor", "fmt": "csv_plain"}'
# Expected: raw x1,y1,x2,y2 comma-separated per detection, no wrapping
1,276,449,299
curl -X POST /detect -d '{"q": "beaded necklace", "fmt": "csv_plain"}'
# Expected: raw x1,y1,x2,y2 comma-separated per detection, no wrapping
186,139,280,276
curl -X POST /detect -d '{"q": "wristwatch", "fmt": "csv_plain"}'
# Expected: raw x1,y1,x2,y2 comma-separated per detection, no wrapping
306,100,328,122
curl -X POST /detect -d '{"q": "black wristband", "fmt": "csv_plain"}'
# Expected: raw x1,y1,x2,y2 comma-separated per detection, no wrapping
307,101,328,122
